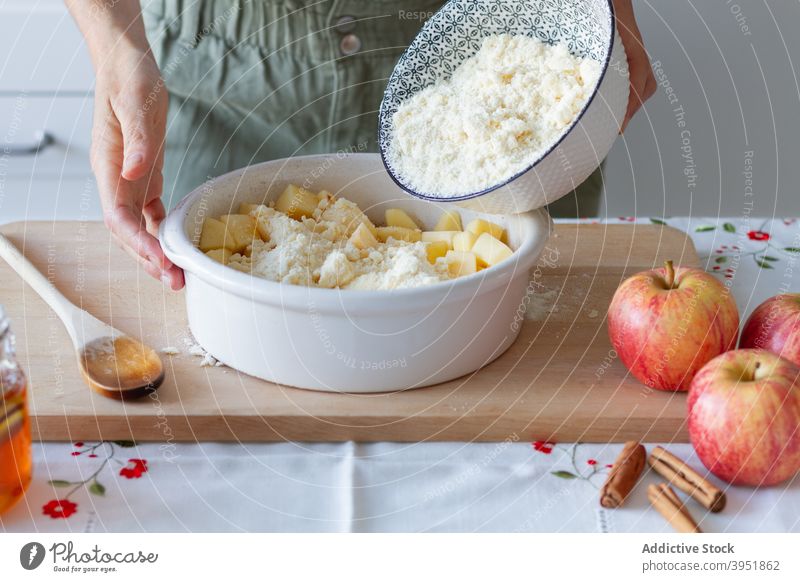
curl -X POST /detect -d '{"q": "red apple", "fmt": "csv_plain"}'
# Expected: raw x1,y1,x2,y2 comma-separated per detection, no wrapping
740,293,800,366
608,261,739,391
688,349,800,486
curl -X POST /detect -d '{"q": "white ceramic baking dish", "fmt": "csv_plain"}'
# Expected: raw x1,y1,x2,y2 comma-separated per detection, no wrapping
160,153,552,393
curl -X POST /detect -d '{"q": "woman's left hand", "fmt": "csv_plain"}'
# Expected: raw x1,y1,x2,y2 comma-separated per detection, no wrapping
613,0,656,131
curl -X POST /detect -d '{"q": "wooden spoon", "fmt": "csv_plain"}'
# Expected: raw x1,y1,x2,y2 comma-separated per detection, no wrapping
0,234,163,399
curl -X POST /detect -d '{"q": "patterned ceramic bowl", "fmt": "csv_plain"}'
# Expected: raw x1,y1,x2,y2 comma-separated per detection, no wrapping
378,0,629,215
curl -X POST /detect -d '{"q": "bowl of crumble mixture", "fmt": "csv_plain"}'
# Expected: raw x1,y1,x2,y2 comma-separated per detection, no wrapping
160,153,552,392
379,0,629,214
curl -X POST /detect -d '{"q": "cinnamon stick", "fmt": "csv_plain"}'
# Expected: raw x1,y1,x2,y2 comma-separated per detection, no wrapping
648,446,726,512
648,483,702,533
600,441,646,508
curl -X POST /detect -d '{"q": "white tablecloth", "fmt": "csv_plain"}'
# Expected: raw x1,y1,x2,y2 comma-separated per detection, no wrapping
2,217,800,532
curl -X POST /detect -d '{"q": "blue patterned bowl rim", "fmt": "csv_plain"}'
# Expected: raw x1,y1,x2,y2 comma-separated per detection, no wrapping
377,0,618,205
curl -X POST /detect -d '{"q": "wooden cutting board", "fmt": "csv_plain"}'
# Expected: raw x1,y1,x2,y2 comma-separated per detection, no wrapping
0,221,698,443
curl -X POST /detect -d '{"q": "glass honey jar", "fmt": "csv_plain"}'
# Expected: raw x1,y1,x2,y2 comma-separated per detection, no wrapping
0,304,31,514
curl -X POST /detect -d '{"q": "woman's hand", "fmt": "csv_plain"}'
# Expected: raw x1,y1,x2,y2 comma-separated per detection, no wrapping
613,0,656,131
66,0,184,289
91,46,183,289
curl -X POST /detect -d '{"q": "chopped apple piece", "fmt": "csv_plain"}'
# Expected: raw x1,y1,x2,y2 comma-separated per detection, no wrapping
375,226,422,243
452,231,478,252
425,240,449,264
472,232,513,267
219,214,259,252
421,231,458,249
319,197,378,237
349,222,379,249
205,248,233,264
238,202,266,215
274,184,319,220
445,250,477,277
385,208,420,230
254,216,270,242
199,217,236,252
465,218,506,243
317,190,334,203
434,210,462,232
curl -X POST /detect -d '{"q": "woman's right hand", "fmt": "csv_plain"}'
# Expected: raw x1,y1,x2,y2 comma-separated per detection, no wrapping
66,0,184,289
91,45,184,289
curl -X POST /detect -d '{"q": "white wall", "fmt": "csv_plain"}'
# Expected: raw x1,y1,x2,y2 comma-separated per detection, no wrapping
602,0,800,218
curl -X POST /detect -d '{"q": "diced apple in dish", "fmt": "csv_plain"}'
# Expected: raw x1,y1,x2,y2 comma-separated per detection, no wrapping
465,218,506,243
472,232,513,267
425,240,449,264
238,202,267,215
317,190,334,203
349,222,379,249
274,184,319,220
421,231,458,249
375,226,422,243
205,248,233,264
219,214,259,252
452,231,478,252
445,250,478,276
197,186,517,281
385,208,420,230
434,210,462,232
199,217,236,252
318,197,378,238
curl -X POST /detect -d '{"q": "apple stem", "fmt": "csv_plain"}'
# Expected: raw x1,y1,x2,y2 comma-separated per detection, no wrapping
752,361,767,381
665,260,676,289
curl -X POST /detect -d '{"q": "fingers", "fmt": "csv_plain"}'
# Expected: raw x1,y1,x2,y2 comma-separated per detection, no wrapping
643,69,657,102
92,112,181,288
162,263,185,290
119,115,161,182
621,63,649,131
621,59,656,132
112,231,184,290
143,197,166,237
105,204,167,270
116,84,167,182
614,0,655,132
105,204,185,290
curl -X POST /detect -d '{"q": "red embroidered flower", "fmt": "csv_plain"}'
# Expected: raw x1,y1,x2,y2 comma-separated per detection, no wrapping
606,464,614,469
42,499,78,519
119,458,148,479
532,441,555,454
74,442,84,448
747,231,770,241
587,459,598,466
70,451,80,456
